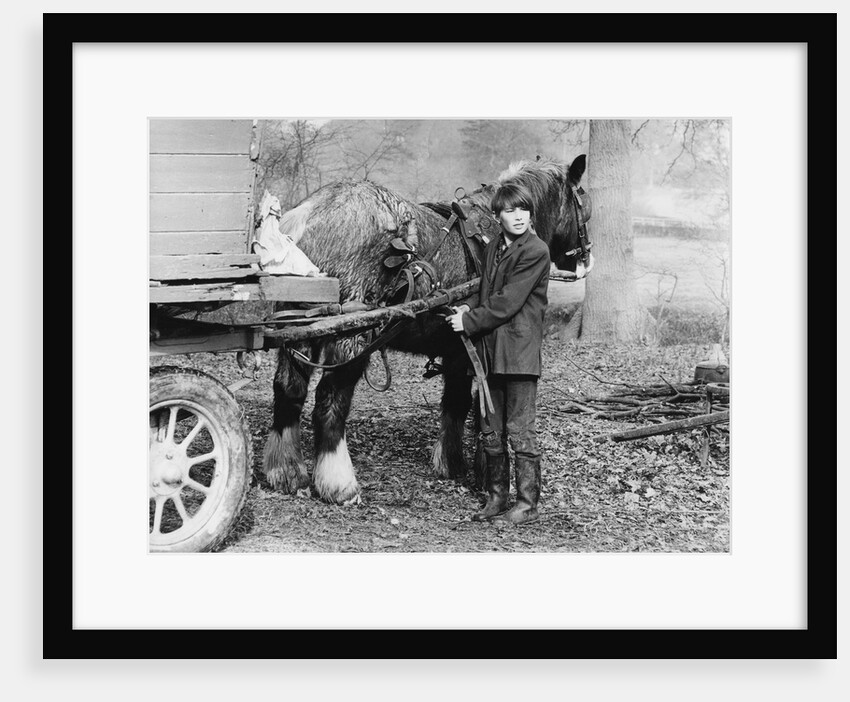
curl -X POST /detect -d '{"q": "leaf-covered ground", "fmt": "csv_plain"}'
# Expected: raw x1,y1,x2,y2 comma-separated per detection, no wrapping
151,336,730,553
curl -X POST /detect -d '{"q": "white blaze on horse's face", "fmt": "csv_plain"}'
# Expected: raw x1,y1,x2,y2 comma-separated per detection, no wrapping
498,206,531,238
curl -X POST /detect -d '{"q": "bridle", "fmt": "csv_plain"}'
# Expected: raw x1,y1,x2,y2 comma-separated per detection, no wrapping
560,184,592,266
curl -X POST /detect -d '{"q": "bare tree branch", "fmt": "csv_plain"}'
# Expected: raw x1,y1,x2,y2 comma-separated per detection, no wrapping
339,121,413,180
631,119,651,145
662,120,698,184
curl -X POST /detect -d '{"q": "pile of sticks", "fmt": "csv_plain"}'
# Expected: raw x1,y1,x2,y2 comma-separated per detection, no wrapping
551,381,728,422
541,359,730,443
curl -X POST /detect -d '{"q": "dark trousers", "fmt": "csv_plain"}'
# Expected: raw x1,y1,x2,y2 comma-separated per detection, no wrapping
481,374,540,460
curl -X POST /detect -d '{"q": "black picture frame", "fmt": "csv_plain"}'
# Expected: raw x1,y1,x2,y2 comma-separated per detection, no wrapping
47,13,836,658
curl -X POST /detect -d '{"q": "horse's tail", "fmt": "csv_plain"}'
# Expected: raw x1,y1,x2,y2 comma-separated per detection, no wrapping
278,200,314,245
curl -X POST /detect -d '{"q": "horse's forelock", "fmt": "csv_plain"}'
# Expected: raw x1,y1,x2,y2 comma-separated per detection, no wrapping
497,159,567,211
497,161,526,182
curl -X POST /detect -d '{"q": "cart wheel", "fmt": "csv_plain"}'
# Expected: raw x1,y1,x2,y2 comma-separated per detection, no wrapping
149,366,252,552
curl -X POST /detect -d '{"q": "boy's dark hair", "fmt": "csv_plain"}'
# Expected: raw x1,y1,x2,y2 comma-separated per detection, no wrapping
491,183,535,217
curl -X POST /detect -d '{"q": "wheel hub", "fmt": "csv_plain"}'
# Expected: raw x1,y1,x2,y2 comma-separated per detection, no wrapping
149,441,189,497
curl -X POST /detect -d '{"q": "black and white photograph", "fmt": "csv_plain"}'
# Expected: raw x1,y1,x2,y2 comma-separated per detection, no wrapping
45,19,836,667
148,117,731,554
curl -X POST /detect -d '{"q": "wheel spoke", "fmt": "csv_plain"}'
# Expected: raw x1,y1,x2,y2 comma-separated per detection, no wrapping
173,493,191,523
186,478,210,494
188,451,220,466
151,496,165,534
155,410,169,443
180,417,207,450
166,406,178,443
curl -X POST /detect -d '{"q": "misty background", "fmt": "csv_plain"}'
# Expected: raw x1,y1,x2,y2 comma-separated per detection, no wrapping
256,118,729,235
254,118,730,345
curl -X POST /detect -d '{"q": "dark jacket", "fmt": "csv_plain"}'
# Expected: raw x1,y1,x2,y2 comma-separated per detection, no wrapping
461,227,550,376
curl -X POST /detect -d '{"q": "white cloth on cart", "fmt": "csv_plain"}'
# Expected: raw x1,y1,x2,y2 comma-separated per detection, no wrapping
252,190,321,276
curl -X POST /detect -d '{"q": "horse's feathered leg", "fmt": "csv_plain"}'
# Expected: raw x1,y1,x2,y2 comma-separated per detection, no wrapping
431,351,473,480
262,347,313,493
312,339,369,504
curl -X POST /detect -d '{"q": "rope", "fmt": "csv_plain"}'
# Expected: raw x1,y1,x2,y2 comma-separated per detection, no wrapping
284,318,409,373
364,346,392,392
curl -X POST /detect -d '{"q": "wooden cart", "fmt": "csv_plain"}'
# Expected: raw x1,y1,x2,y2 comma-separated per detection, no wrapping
148,119,341,553
149,120,480,553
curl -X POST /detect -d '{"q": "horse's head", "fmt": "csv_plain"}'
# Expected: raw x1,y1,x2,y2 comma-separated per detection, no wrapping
463,155,593,276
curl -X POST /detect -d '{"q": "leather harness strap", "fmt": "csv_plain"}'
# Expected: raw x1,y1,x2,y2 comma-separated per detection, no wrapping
567,184,592,265
454,215,485,278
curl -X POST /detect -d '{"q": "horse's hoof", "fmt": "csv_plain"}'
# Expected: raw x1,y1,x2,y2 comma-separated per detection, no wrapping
435,458,467,480
264,466,287,491
319,479,360,505
262,430,310,492
264,464,310,493
315,482,360,505
343,493,362,506
431,437,468,480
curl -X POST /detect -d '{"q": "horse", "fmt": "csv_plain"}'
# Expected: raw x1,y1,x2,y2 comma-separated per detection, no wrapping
261,155,592,504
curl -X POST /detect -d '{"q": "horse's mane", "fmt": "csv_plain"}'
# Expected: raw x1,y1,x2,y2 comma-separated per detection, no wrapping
497,158,567,205
423,158,570,217
420,201,452,219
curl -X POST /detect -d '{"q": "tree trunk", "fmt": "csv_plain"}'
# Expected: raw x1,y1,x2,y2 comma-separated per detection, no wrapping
582,120,647,342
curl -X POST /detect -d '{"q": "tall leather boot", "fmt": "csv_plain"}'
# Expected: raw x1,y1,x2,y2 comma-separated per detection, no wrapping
472,453,510,521
494,456,540,525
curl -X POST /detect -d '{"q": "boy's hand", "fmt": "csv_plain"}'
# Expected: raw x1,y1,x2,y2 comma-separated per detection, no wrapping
445,305,469,333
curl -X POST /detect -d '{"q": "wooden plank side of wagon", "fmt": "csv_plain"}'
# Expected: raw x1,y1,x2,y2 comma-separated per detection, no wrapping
150,155,254,193
150,254,259,281
150,119,253,154
258,275,341,303
149,276,341,304
150,231,248,255
150,192,253,233
149,120,257,260
149,282,262,303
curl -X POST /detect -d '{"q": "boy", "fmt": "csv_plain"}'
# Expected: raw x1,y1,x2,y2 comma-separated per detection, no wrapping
446,183,550,525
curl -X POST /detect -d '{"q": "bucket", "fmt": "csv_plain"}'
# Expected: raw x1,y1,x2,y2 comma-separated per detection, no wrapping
694,344,730,383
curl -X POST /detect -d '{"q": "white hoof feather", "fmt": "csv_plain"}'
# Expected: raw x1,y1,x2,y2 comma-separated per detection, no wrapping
314,436,360,504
